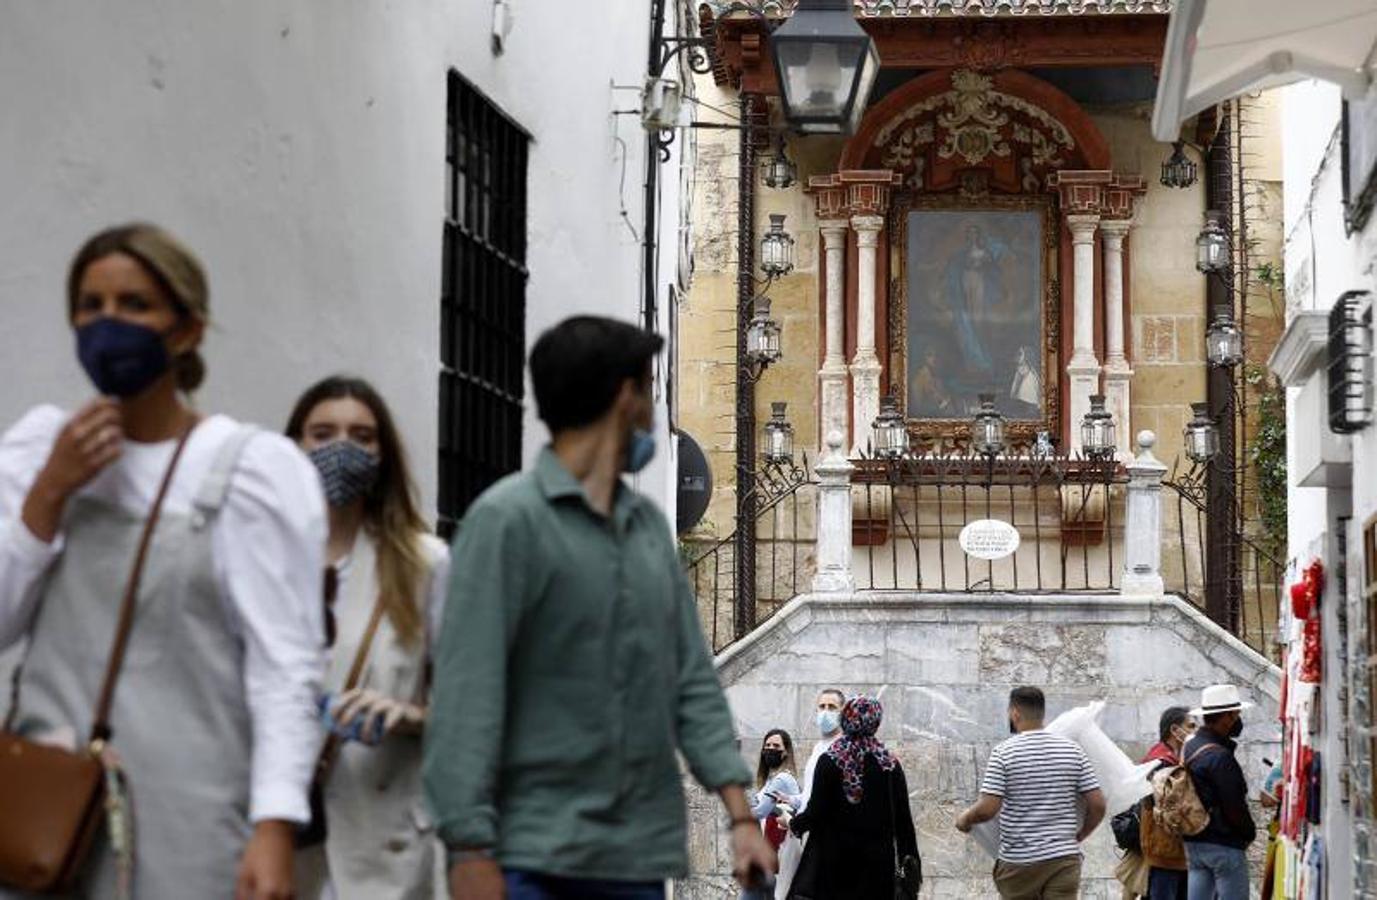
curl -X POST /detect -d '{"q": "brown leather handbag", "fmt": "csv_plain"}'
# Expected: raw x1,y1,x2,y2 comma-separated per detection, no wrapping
0,427,192,893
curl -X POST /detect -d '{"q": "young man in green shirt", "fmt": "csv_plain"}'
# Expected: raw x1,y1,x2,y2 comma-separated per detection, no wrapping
424,316,773,900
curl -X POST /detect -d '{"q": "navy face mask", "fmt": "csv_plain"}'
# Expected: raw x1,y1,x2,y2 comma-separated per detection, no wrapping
76,318,172,397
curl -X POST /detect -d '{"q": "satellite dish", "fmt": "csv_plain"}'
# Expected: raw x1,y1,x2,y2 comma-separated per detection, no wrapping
676,431,713,535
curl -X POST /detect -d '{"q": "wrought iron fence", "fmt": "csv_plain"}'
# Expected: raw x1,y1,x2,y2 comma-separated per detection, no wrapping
1162,460,1281,659
684,458,815,653
853,444,1128,593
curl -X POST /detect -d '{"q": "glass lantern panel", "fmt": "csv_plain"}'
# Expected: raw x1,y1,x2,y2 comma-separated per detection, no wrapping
775,39,868,132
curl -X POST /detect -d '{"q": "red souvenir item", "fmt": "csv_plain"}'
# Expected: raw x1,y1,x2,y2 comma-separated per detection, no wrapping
763,814,787,850
1290,559,1325,620
1299,613,1322,684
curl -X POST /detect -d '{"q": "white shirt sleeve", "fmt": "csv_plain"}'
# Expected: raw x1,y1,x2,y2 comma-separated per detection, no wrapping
212,431,329,824
421,534,452,656
0,407,66,651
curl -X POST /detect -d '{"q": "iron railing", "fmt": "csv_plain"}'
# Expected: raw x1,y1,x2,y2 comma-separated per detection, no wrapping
685,458,814,653
852,445,1128,593
1162,460,1281,659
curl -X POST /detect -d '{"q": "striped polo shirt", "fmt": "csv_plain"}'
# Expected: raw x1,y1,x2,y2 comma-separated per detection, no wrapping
979,729,1100,864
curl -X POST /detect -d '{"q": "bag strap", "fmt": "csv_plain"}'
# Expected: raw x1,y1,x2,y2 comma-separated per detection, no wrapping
89,422,197,747
1183,742,1225,768
314,591,387,778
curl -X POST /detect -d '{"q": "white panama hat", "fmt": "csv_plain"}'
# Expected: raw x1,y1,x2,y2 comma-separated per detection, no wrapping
1189,683,1255,718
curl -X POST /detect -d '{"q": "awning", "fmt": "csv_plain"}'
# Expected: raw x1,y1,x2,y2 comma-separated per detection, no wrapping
1151,0,1377,142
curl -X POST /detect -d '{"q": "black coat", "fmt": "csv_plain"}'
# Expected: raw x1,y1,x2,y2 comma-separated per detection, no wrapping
787,754,920,900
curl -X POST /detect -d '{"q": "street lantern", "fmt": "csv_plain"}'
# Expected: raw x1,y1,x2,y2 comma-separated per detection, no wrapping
1206,307,1244,368
745,297,782,366
1080,393,1116,459
762,402,795,464
871,393,908,459
971,393,1006,457
769,0,880,136
761,134,798,190
1184,402,1219,463
1160,141,1198,190
1195,210,1230,274
760,214,796,276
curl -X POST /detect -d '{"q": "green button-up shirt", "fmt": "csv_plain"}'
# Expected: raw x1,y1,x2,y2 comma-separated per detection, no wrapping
423,449,750,880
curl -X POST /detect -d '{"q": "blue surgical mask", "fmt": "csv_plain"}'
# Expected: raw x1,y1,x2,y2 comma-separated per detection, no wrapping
625,428,656,474
817,710,840,736
76,318,172,397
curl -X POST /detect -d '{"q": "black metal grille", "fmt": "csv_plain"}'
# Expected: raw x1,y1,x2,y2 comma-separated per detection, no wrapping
1328,290,1374,435
439,72,530,536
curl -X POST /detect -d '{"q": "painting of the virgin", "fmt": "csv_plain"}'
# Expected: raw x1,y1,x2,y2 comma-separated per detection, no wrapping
905,209,1044,420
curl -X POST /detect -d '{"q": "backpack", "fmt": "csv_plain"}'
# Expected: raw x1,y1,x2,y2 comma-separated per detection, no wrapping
1150,743,1223,837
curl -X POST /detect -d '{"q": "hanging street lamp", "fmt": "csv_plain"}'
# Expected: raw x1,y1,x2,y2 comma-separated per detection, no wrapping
971,393,1006,457
1205,307,1245,368
762,401,795,464
1160,141,1198,190
745,297,783,368
871,393,908,459
1195,209,1230,274
1184,402,1220,464
1080,393,1117,460
761,133,798,190
760,214,796,277
769,0,880,136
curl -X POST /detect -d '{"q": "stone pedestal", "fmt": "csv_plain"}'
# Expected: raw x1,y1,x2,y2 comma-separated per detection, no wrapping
1123,429,1167,597
812,431,856,593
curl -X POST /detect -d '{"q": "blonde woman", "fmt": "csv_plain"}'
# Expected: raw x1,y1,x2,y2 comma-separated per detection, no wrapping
0,223,327,899
286,376,449,899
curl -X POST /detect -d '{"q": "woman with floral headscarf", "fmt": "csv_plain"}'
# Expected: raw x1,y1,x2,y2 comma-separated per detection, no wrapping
787,696,920,900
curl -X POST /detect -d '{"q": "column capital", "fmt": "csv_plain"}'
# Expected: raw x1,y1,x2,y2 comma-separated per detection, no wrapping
1048,169,1112,215
808,178,849,221
850,214,886,242
1066,214,1099,242
819,219,850,244
1099,218,1132,244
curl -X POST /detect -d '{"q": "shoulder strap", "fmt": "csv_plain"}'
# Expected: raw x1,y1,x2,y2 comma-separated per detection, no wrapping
191,425,259,522
90,423,197,747
1183,742,1224,767
314,594,387,778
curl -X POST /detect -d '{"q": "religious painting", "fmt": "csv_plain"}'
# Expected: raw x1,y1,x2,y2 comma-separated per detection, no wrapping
889,195,1059,441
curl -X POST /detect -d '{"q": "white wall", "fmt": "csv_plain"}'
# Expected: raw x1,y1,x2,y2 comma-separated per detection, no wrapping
0,0,684,518
1281,76,1377,898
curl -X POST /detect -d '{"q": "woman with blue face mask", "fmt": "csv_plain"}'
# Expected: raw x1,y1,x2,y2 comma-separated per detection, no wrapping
286,376,449,900
0,224,328,899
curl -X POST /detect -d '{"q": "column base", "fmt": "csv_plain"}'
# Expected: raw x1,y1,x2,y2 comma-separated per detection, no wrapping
1066,360,1100,454
849,357,882,456
1103,363,1132,458
812,569,856,594
1121,571,1164,598
819,362,849,452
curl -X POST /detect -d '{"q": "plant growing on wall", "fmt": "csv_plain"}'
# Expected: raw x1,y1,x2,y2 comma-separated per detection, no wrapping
1247,263,1287,561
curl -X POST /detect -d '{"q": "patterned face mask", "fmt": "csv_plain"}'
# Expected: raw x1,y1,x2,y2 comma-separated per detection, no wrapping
308,440,380,507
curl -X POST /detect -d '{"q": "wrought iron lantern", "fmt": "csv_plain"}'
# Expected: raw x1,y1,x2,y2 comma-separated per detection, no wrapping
760,214,796,277
871,393,908,459
769,0,880,136
971,393,1006,457
1184,402,1219,464
745,297,783,367
1160,141,1198,190
1195,210,1230,274
1205,307,1245,368
761,134,798,190
762,402,795,464
1080,394,1116,459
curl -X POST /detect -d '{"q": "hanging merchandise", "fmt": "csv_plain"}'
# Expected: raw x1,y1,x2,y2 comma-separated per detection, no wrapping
1299,613,1323,684
1289,559,1324,620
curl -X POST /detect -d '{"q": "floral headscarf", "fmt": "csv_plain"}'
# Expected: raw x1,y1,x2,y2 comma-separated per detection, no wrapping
825,696,897,804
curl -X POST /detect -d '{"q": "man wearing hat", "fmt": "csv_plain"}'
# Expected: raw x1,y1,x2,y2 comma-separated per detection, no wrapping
1180,684,1257,900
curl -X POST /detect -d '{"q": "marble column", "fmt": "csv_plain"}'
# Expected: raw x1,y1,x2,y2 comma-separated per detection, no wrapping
812,431,856,593
1066,213,1101,453
850,215,885,455
818,220,850,449
1122,430,1167,597
1100,218,1133,457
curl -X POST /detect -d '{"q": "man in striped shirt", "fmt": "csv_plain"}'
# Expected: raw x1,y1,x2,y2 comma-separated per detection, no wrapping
955,686,1107,898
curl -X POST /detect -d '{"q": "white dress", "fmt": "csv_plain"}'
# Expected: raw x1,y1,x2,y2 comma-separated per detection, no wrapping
294,529,450,900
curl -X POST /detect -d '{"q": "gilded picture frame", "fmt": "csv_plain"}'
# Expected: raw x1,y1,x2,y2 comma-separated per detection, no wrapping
887,192,1061,444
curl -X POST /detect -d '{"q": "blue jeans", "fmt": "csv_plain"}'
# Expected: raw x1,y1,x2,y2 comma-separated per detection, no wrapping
1185,842,1249,900
503,870,666,900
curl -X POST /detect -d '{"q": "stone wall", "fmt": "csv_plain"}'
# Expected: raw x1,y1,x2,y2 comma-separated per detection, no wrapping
680,592,1281,899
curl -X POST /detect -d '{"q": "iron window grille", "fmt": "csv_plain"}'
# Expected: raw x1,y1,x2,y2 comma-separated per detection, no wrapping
1328,290,1375,435
439,71,530,536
